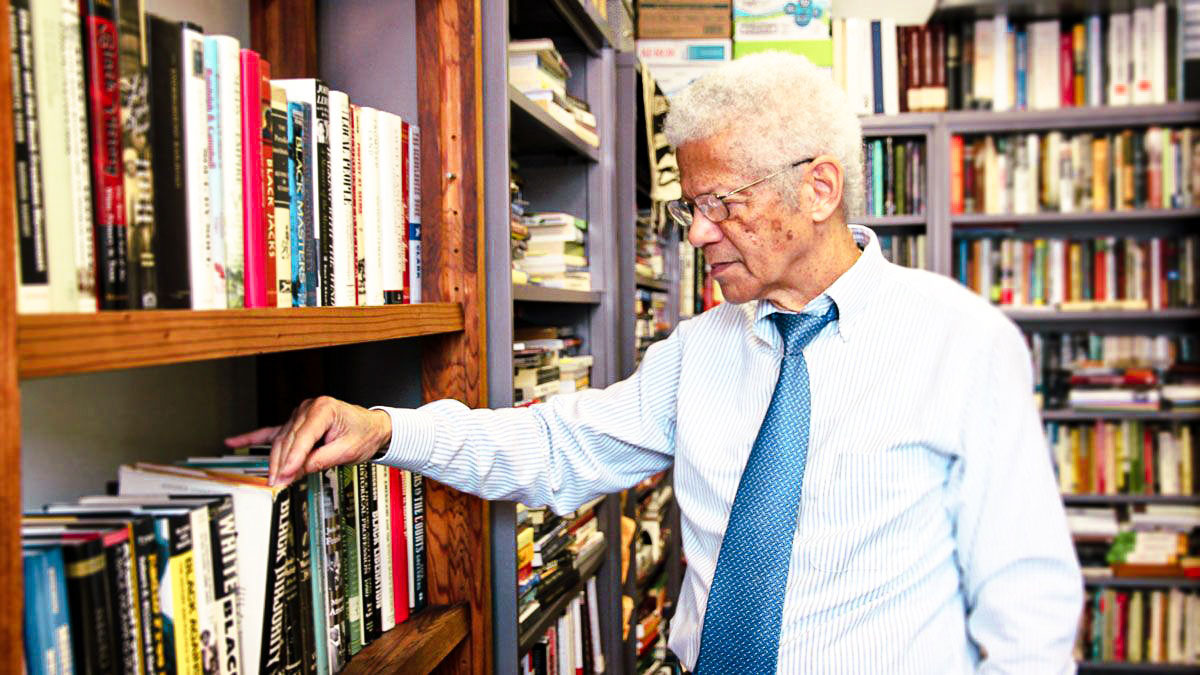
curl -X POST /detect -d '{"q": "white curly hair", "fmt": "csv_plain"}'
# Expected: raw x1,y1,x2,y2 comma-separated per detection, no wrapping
663,51,865,218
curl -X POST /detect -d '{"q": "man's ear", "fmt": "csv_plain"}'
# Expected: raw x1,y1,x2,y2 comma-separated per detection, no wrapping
804,155,844,224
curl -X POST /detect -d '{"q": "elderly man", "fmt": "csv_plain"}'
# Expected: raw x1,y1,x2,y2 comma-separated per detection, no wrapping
228,52,1083,673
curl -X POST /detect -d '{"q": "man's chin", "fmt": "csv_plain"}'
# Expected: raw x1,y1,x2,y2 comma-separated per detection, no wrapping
713,280,756,305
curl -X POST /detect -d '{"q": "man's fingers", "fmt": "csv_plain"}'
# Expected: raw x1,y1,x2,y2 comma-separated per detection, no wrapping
268,409,304,486
275,400,336,485
303,436,360,475
224,426,281,448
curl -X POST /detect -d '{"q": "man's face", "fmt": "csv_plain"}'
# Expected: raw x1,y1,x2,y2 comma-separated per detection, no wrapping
677,132,813,305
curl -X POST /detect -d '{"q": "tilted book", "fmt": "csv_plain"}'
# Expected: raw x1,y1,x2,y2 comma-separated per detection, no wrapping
117,0,157,309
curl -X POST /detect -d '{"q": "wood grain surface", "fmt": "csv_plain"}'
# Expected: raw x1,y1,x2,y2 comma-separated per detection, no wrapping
341,603,470,675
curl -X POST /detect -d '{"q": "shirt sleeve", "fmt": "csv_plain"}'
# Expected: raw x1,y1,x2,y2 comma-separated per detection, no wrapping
371,323,684,514
954,320,1084,674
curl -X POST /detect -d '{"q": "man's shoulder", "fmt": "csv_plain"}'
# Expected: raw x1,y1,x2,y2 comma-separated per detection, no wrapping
673,300,755,343
882,264,1017,343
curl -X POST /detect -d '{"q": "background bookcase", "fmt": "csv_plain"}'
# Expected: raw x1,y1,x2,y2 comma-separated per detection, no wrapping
3,0,494,672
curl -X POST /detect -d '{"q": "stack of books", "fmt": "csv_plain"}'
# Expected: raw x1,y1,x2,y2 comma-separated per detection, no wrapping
635,289,670,365
954,233,1199,311
1030,331,1195,412
1047,420,1195,496
10,3,421,313
1078,585,1200,665
864,136,926,217
21,455,427,674
516,498,607,630
519,582,606,675
511,163,531,284
513,326,592,405
831,2,1188,116
949,128,1199,216
515,213,590,291
1069,504,1199,576
636,216,665,280
509,38,599,147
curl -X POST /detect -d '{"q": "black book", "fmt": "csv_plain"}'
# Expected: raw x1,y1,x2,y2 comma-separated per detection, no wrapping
410,472,428,613
117,0,157,308
314,81,333,306
946,30,961,111
961,22,975,110
9,0,48,307
25,535,116,674
279,483,303,675
356,463,380,642
145,14,190,308
290,477,318,675
261,482,291,673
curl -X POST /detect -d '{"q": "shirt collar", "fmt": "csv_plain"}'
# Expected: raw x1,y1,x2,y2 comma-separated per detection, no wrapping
749,224,885,346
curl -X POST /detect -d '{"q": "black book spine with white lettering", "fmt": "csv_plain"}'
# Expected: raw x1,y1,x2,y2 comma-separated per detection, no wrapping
80,0,129,308
338,466,363,655
356,463,379,642
279,483,303,675
291,476,317,674
260,488,289,673
411,473,427,612
206,496,242,674
102,531,139,673
117,0,156,308
64,538,116,674
9,0,49,313
315,81,333,306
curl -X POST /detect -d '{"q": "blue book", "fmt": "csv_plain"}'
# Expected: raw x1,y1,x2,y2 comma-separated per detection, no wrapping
41,546,72,675
23,549,55,675
872,139,884,217
306,473,330,675
288,102,308,306
203,39,227,300
1014,29,1028,110
870,21,884,114
300,102,318,308
957,239,969,285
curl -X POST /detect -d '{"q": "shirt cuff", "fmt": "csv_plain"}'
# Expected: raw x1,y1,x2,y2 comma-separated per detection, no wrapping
369,406,438,470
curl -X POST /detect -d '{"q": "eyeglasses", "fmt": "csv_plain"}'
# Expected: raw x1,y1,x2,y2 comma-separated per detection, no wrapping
666,157,815,230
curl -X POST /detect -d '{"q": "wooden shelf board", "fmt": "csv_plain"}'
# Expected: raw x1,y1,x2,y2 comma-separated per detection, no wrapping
341,603,470,675
859,112,939,134
512,284,602,304
17,303,464,379
1063,494,1200,505
518,552,605,656
1002,308,1200,322
952,208,1200,226
635,275,669,292
1042,410,1200,422
943,102,1200,132
509,85,600,162
1082,576,1200,589
545,0,614,54
1077,663,1200,673
858,214,927,228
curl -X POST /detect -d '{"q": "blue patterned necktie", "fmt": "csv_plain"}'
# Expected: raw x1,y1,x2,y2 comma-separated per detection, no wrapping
694,303,839,674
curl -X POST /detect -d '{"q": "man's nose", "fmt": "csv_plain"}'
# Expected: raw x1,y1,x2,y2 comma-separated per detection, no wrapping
687,211,723,248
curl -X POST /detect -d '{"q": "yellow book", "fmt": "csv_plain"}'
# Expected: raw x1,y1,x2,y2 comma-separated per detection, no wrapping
1093,137,1110,211
1181,426,1193,496
169,526,202,675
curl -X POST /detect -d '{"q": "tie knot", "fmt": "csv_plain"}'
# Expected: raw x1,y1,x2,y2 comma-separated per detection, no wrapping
772,304,838,355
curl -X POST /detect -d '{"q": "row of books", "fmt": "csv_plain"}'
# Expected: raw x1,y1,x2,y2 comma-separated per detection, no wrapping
636,215,666,281
833,3,1185,116
513,326,593,405
514,213,591,292
22,457,427,675
1069,504,1198,574
635,289,669,366
949,128,1200,215
519,582,605,675
877,234,927,271
509,38,598,147
953,234,1199,310
10,3,421,313
863,137,925,217
1047,421,1195,497
515,500,607,640
1077,587,1200,666
1029,331,1198,414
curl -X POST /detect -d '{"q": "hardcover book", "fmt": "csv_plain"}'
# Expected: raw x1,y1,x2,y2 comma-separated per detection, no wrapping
117,0,157,309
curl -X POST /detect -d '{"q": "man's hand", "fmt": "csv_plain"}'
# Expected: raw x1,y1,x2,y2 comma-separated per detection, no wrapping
223,396,393,487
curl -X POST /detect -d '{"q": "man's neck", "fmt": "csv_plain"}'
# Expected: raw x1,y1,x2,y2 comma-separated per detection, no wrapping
765,224,861,312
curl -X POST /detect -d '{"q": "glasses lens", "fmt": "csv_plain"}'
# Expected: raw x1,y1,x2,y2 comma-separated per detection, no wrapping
695,194,729,223
667,200,694,228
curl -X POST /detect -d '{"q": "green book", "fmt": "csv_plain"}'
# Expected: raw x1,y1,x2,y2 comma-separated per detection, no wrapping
338,466,363,655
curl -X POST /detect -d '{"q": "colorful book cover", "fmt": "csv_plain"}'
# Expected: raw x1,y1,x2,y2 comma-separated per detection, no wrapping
203,38,229,307
287,101,308,306
117,0,157,309
241,49,267,308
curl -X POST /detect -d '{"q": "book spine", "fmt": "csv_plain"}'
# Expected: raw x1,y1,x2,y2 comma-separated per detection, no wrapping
117,0,156,309
181,25,214,309
315,81,333,307
351,105,366,305
379,114,404,305
946,28,961,111
407,123,421,303
10,0,49,313
271,88,292,307
215,37,244,308
81,0,128,309
292,479,317,675
319,469,348,672
339,466,363,655
128,520,161,675
240,50,267,308
287,101,307,306
1072,22,1086,107
305,473,330,675
356,463,380,642
55,0,96,311
169,517,201,675
208,497,243,674
261,61,277,307
260,491,289,673
410,472,427,612
104,534,140,674
301,100,318,308
870,21,884,114
187,506,218,675
358,108,381,305
327,90,353,307
1059,32,1075,107
202,39,229,309
896,26,910,113
1014,28,1027,110
145,16,188,308
388,468,409,625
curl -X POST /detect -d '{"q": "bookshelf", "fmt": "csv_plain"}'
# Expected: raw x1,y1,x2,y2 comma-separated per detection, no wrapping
3,0,492,672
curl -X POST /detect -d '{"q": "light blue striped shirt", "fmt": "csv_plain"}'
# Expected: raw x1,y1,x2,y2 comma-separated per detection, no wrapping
376,225,1083,673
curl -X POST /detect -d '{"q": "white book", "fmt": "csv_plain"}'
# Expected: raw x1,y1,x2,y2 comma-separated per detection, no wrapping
973,18,995,108
374,464,395,632
1050,240,1066,306
1152,0,1168,103
992,15,1012,111
1108,13,1132,105
183,26,219,309
211,36,244,308
1026,134,1040,213
377,113,405,305
586,577,604,672
571,597,584,670
202,38,229,310
843,18,873,114
881,20,899,115
1086,15,1103,106
357,107,383,305
1029,21,1061,110
327,91,355,307
33,0,94,312
1106,236,1118,302
1132,6,1155,104
351,104,366,305
1150,238,1163,309
406,121,422,304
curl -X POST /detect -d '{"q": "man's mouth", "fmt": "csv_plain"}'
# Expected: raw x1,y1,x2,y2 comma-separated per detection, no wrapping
709,261,736,275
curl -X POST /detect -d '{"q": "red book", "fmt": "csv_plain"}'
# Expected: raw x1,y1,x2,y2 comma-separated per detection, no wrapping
921,26,934,110
907,27,922,112
400,120,412,304
240,50,267,307
1094,244,1105,301
1059,33,1075,107
950,135,965,213
1144,427,1155,493
81,0,128,309
260,60,277,307
388,468,410,624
